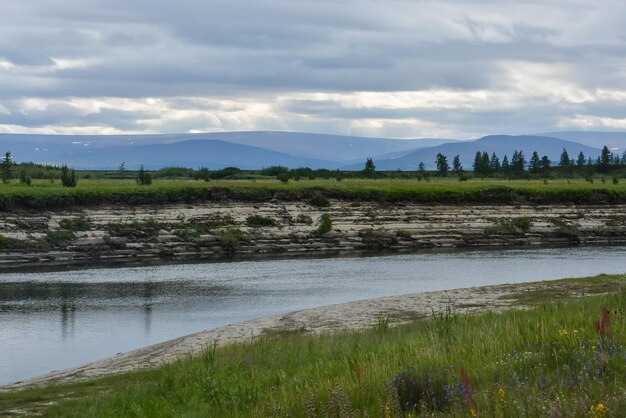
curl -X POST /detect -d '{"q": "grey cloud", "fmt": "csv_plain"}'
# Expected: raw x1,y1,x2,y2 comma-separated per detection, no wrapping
0,0,625,136
0,102,155,130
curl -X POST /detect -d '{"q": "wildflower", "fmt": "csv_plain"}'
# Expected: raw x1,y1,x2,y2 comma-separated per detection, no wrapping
384,405,392,418
470,408,477,417
590,402,606,418
573,329,579,338
559,329,568,338
497,387,506,406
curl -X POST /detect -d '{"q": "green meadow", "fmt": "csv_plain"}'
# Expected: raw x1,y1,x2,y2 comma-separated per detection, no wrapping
1,177,626,209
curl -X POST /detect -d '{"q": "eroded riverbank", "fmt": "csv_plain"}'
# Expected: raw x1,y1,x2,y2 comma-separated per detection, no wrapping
1,201,625,270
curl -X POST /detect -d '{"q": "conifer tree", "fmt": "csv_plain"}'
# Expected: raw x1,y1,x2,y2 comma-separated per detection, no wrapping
0,152,13,184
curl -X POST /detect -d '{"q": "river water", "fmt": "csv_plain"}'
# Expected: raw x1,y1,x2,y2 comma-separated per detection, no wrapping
1,246,625,385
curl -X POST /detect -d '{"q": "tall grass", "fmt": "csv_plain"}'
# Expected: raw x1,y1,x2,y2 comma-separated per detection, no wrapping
4,276,625,417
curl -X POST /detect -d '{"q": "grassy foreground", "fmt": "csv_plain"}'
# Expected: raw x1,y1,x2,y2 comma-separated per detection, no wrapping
2,274,626,417
1,178,626,209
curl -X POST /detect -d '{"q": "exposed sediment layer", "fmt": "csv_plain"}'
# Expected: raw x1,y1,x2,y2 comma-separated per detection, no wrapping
0,202,625,270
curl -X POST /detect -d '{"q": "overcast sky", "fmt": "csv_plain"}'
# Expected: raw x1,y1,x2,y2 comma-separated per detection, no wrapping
0,0,625,138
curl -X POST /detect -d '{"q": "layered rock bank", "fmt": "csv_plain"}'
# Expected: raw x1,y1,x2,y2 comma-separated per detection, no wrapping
0,201,625,270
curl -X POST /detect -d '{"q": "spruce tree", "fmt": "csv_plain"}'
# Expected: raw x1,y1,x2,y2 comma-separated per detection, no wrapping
435,153,449,177
417,162,427,181
481,152,491,175
511,150,525,173
363,158,376,178
559,148,570,167
529,151,541,174
599,146,611,172
501,155,510,174
452,155,462,173
60,164,77,187
1,152,13,184
472,151,482,175
490,152,500,173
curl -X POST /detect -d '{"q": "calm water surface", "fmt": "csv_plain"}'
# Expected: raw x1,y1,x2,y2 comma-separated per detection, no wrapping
1,246,625,385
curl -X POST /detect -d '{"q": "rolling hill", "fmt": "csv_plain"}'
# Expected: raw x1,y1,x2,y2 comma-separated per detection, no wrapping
537,131,626,151
36,139,342,170
0,131,451,169
0,131,620,170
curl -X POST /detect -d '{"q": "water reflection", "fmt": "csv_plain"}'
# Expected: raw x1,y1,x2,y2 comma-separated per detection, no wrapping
60,302,76,340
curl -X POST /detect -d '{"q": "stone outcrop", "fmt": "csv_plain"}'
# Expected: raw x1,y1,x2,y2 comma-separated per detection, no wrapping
0,202,625,270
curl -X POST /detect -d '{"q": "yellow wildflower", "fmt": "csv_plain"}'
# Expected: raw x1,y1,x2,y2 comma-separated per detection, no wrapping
590,402,606,418
498,387,506,405
384,405,392,418
573,329,579,338
470,408,477,417
559,329,568,338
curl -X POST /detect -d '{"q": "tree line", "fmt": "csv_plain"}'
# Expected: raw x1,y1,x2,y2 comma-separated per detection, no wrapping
430,145,625,178
1,144,625,186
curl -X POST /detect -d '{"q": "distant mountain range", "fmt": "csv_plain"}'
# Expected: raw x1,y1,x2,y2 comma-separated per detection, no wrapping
0,131,449,170
535,131,626,150
0,130,622,170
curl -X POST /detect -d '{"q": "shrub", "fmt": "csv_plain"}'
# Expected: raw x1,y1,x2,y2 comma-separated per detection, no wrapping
107,218,159,238
60,216,92,231
19,171,31,186
486,217,533,234
396,229,412,239
46,230,76,246
136,165,152,186
512,217,533,232
613,176,620,185
552,219,580,240
0,234,7,249
295,214,313,225
60,164,77,187
246,215,276,227
276,173,290,183
220,228,246,252
392,369,450,412
316,213,332,235
260,166,289,177
174,225,203,240
309,194,330,208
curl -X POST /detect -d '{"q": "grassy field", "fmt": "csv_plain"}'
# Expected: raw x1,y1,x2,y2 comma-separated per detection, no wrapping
1,177,626,209
2,274,626,417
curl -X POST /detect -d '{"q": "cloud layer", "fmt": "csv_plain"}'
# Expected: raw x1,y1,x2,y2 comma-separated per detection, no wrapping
1,0,625,138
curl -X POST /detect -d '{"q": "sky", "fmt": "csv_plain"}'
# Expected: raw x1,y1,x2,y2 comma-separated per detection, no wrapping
0,0,625,139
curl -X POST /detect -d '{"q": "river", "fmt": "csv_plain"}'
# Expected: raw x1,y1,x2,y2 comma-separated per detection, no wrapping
1,245,625,385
